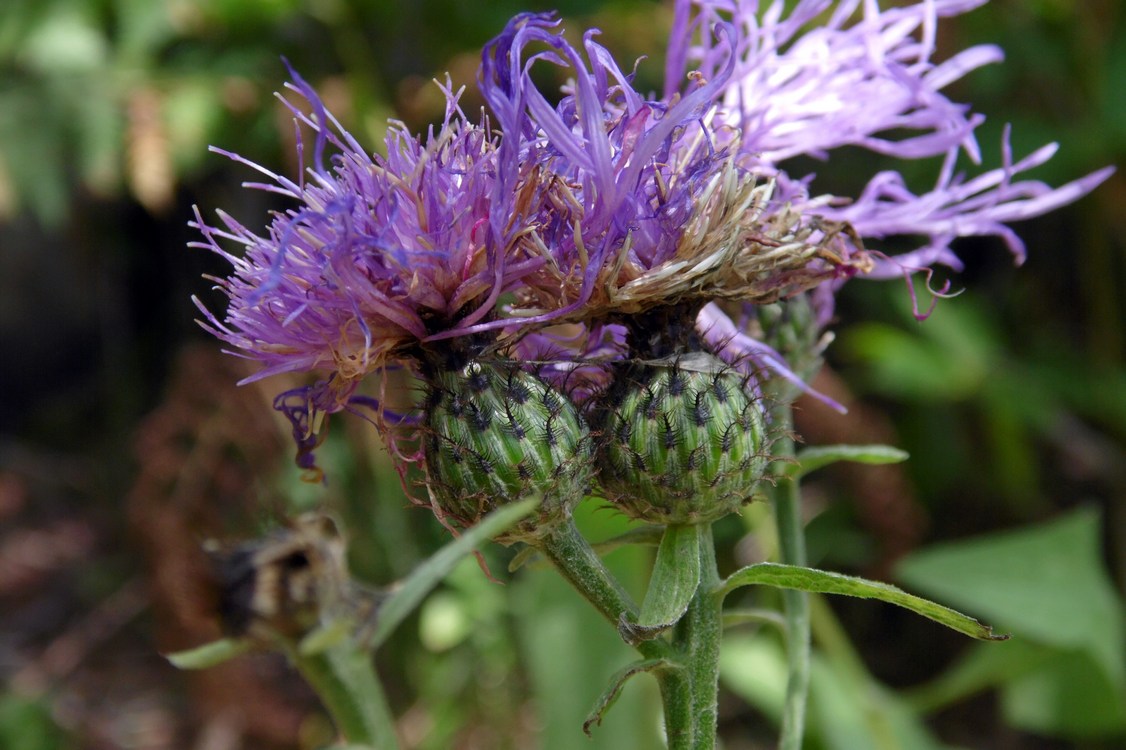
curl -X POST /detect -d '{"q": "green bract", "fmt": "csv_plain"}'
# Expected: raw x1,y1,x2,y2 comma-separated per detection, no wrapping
598,358,768,525
423,360,593,539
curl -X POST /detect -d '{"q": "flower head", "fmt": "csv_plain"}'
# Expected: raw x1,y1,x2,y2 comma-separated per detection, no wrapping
671,0,1113,290
192,67,547,411
479,13,870,327
478,1,1109,395
194,3,1111,475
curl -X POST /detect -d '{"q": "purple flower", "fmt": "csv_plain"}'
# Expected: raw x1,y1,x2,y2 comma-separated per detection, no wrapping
191,68,547,412
195,2,1112,466
480,12,870,326
477,1,1110,393
670,0,1113,291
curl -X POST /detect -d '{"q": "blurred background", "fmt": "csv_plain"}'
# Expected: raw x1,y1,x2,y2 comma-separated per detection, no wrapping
0,0,1122,748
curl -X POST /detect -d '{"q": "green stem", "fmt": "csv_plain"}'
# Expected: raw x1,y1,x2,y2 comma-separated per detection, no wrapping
288,640,400,749
772,404,811,750
538,519,693,748
538,519,640,626
657,665,696,750
672,523,723,750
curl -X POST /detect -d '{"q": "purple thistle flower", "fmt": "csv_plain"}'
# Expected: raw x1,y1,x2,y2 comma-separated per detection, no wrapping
476,1,1110,397
480,12,869,326
194,2,1112,469
671,0,1113,289
191,67,551,415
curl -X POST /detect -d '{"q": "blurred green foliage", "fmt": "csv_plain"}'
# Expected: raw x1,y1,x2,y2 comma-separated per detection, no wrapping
0,0,1122,748
898,510,1126,739
0,695,71,750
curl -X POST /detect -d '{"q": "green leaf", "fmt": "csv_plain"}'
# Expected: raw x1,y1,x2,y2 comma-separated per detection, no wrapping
787,444,909,478
895,508,1125,690
366,497,537,650
722,563,1005,641
583,659,676,736
165,638,252,670
637,524,702,630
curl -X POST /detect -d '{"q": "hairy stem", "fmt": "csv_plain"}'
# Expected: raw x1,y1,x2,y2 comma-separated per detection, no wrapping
772,403,811,750
538,518,695,747
673,523,723,750
538,519,640,626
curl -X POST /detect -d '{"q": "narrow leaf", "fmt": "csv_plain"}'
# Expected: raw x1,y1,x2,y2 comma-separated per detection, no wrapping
637,524,702,630
583,658,676,736
367,497,538,650
787,444,909,479
165,638,252,670
592,525,665,553
507,545,539,572
299,616,354,656
722,563,1006,641
509,526,664,572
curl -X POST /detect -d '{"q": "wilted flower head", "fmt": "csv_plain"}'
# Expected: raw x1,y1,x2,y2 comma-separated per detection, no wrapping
192,67,547,413
480,12,870,325
490,1,1114,308
477,0,1110,393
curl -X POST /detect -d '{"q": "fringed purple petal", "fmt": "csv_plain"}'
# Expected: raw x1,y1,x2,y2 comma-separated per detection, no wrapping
476,10,754,317
194,70,548,385
697,303,846,413
670,0,1110,288
816,131,1114,274
671,1,995,159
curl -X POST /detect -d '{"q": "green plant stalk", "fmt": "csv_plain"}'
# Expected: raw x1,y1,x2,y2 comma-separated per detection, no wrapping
288,639,400,749
772,404,811,750
538,518,641,626
538,518,695,748
672,523,723,750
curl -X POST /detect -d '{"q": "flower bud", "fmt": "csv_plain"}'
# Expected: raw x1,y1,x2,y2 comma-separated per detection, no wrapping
753,293,828,403
596,355,769,525
423,359,593,539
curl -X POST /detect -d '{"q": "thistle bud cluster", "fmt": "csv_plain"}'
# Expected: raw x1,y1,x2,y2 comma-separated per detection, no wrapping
416,303,776,532
193,3,1109,538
